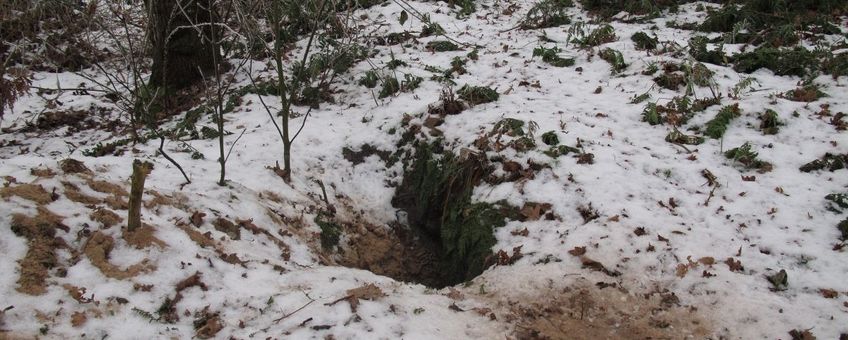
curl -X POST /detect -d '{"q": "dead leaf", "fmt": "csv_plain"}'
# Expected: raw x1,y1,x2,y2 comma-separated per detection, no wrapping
568,246,586,256
607,215,620,222
820,289,838,299
676,263,689,278
446,288,464,300
788,329,816,340
580,256,620,277
62,284,93,303
190,211,206,227
633,227,647,236
71,311,87,327
698,257,715,266
510,228,529,237
520,202,551,221
725,258,744,272
195,314,223,339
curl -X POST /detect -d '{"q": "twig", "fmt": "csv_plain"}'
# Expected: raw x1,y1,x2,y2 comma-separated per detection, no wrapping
273,294,315,323
224,127,248,163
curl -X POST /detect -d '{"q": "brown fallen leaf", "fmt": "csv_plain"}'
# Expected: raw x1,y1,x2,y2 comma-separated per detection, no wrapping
698,257,716,266
190,211,206,227
62,284,93,304
633,227,647,236
676,263,689,278
342,283,385,313
568,246,586,256
510,228,529,237
580,256,620,277
71,311,87,327
820,289,838,299
446,288,464,300
520,202,552,221
725,257,744,272
788,329,816,340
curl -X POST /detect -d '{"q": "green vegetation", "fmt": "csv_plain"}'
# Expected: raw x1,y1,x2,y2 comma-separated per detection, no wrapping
458,85,499,105
631,31,658,50
575,24,616,47
541,131,560,145
533,46,576,67
759,109,782,134
314,213,341,249
392,142,517,285
704,104,741,139
725,142,772,171
359,70,378,88
426,40,460,52
379,76,400,98
599,48,627,74
520,0,573,29
579,0,679,18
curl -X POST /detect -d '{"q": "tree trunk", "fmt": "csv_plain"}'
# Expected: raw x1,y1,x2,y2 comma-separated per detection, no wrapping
127,159,153,233
145,0,219,90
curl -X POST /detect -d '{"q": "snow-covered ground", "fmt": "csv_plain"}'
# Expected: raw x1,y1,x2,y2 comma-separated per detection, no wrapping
1,1,847,339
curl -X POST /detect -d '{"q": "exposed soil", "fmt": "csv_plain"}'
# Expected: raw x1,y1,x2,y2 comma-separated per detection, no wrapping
0,183,54,205
338,221,443,287
506,281,712,340
83,231,155,279
10,207,66,295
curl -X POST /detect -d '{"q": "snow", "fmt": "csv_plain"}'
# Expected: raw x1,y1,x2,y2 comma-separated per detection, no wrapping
1,0,847,339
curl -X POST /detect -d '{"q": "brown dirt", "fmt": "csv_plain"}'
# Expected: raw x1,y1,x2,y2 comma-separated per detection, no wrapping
89,207,122,229
61,181,101,205
86,179,128,197
176,223,217,248
212,217,240,240
103,195,128,210
35,110,87,130
123,224,167,249
83,231,155,279
338,221,442,287
30,167,56,178
60,159,91,174
0,184,53,204
507,281,712,340
10,208,66,295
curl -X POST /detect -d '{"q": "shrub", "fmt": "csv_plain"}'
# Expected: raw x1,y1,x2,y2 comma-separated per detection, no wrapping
576,24,616,47
359,70,378,88
759,109,781,134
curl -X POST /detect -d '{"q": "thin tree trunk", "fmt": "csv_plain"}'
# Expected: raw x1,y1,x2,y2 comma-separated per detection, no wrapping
127,160,153,232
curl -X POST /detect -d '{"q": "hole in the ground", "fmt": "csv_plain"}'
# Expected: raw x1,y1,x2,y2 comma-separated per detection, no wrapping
336,141,516,288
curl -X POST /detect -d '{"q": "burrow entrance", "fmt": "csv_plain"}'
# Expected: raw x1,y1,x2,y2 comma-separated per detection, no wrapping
331,140,518,288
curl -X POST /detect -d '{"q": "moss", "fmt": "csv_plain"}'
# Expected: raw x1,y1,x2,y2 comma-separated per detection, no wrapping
458,85,499,105
704,104,741,139
631,31,657,50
